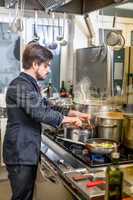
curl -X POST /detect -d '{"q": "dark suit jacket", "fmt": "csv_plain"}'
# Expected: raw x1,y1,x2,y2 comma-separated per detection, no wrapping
3,72,64,165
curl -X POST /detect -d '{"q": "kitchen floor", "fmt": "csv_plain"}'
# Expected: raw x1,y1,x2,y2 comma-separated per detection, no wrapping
0,166,74,200
0,166,11,200
0,166,42,200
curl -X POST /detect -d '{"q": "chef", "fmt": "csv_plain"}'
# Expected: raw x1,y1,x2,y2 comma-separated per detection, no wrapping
3,43,91,200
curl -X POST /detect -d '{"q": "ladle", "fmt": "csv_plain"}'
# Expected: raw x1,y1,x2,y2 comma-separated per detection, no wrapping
12,0,25,33
48,12,57,50
32,10,40,42
42,20,46,46
60,13,67,46
56,17,63,41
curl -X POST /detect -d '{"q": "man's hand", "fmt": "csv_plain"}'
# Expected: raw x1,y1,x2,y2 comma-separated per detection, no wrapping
68,110,91,122
78,112,91,121
62,116,82,127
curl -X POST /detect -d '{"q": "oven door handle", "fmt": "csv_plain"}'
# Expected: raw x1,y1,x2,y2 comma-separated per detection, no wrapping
46,175,57,183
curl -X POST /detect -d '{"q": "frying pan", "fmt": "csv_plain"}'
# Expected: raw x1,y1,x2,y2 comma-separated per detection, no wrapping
84,138,118,154
56,137,118,155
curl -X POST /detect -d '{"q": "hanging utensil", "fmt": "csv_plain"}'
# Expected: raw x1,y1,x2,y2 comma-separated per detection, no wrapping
56,16,63,41
106,15,125,50
48,12,57,50
42,19,46,46
10,1,19,33
44,13,50,47
32,10,40,42
8,7,12,31
0,23,5,40
10,0,24,33
60,13,67,46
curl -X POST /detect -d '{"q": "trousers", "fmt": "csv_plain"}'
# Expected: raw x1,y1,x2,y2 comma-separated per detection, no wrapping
6,165,38,200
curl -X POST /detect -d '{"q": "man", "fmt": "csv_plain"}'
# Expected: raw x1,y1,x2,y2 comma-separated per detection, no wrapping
3,43,90,200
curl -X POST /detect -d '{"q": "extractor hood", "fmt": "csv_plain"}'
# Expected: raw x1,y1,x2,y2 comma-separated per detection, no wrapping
45,0,128,14
38,0,72,11
3,0,128,14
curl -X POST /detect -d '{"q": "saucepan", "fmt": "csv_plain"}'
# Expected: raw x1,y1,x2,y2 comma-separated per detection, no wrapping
63,120,96,143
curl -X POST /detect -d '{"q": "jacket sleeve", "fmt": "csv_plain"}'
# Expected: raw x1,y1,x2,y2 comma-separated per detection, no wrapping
9,82,64,128
48,102,70,116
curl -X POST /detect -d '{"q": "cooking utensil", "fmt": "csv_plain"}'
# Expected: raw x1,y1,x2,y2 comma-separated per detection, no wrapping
73,100,105,115
60,13,67,46
10,0,24,33
64,126,94,143
32,10,40,42
86,180,106,187
72,174,93,182
56,17,63,41
64,120,95,143
48,12,57,50
106,31,125,49
57,136,118,155
42,20,46,46
123,115,133,150
97,112,124,143
85,138,118,154
106,16,125,50
98,124,122,143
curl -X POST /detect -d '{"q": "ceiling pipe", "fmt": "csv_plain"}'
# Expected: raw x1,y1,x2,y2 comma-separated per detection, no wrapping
84,14,95,46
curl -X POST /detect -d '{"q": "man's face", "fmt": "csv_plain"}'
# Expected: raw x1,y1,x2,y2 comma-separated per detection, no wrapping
35,60,51,80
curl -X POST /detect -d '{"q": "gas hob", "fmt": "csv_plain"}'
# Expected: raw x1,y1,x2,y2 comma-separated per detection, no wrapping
55,136,133,168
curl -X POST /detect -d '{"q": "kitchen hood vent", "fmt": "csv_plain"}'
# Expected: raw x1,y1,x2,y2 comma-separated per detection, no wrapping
38,0,72,11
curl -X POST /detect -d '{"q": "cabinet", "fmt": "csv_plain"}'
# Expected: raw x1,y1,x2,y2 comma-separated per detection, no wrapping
36,157,74,200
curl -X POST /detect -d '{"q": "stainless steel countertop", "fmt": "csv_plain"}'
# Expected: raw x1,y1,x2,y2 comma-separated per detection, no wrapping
41,133,133,199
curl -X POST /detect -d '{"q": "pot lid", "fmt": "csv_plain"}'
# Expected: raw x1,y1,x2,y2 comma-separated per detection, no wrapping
124,113,133,118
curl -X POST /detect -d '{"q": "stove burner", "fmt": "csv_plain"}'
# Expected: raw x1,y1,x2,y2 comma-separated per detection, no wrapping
91,154,108,164
55,137,133,167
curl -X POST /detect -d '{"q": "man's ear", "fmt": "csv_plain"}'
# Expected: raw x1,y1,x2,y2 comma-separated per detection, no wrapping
32,61,38,71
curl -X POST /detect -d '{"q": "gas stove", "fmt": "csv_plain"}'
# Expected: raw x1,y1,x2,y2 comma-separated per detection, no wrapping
54,136,133,168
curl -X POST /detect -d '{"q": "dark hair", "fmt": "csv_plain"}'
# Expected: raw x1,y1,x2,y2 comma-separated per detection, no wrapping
22,43,53,69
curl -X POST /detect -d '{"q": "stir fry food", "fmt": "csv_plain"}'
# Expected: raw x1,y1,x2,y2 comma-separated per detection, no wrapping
89,142,114,149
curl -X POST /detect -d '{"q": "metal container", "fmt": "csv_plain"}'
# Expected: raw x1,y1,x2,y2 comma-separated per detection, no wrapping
85,138,118,155
98,123,122,142
74,103,100,115
123,115,133,149
64,126,95,143
73,100,105,115
97,112,124,143
73,100,119,115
